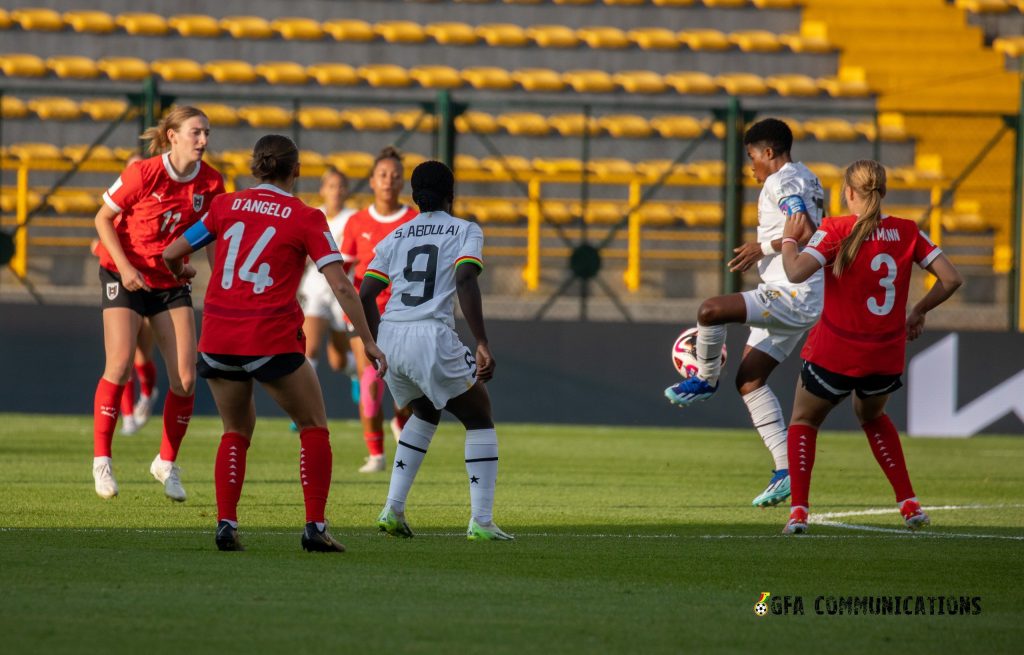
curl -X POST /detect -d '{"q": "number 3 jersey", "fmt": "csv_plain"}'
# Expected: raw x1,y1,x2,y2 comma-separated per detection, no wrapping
365,210,484,329
184,183,343,356
800,214,942,376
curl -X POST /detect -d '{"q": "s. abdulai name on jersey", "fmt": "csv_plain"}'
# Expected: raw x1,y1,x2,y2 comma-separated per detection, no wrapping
393,224,462,239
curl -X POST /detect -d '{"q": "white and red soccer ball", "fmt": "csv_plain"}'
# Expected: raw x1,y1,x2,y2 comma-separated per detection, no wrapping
671,326,727,378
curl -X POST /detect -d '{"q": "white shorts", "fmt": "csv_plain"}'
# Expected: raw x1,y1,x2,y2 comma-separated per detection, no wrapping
299,286,349,333
377,320,477,410
742,283,821,362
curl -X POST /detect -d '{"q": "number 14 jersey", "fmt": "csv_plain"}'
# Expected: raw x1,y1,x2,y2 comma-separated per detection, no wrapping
366,211,484,329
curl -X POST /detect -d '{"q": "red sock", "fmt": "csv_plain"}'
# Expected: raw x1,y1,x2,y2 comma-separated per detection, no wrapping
788,424,819,509
215,433,250,523
119,376,136,417
862,414,916,503
299,427,332,523
93,378,125,457
364,431,384,457
395,412,410,431
135,361,157,397
159,391,194,461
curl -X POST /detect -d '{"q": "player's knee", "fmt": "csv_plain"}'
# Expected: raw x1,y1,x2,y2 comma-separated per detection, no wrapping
697,300,721,326
174,374,196,396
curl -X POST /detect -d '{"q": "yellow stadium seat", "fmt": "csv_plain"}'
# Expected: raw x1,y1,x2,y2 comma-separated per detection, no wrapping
358,64,411,87
715,73,768,95
942,199,990,232
238,105,293,128
803,119,858,142
46,56,98,79
614,71,667,94
527,25,580,48
204,60,257,84
548,114,601,136
994,35,1024,57
454,154,482,174
504,0,545,4
426,22,479,45
341,107,395,131
48,191,101,214
818,66,871,97
637,202,677,226
803,162,842,181
97,57,149,81
598,114,652,138
650,115,706,139
664,71,719,94
80,98,132,121
577,26,630,49
374,20,426,43
215,149,252,171
877,112,909,141
404,152,429,171
296,106,344,130
498,112,551,136
652,0,696,5
766,74,820,97
0,54,47,78
257,61,309,85
563,70,616,93
1,96,28,119
116,13,168,36
702,0,747,7
322,19,376,42
63,10,114,33
192,103,239,126
554,0,596,4
60,145,116,163
777,117,807,140
219,16,273,39
476,23,528,47
582,201,626,225
534,158,584,175
752,0,799,7
461,67,515,90
604,0,646,5
679,202,723,227
168,15,222,38
307,63,359,86
410,65,464,89
679,29,731,51
298,150,325,168
455,111,499,134
468,199,524,223
589,158,636,177
480,155,534,175
272,17,324,40
955,0,1011,13
8,142,64,161
688,160,725,180
0,9,10,30
780,21,833,54
11,8,63,31
513,68,566,91
392,109,438,133
539,200,574,224
729,30,782,53
628,28,680,50
151,58,206,82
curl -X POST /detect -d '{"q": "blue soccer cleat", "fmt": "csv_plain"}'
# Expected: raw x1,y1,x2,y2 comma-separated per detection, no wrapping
752,469,791,507
664,376,718,406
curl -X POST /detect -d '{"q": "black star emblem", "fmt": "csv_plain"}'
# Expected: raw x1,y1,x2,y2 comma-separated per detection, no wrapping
470,475,479,484
396,460,407,469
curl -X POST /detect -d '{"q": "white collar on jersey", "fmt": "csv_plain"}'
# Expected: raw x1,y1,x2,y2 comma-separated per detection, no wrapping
161,152,201,183
253,183,293,197
368,204,409,223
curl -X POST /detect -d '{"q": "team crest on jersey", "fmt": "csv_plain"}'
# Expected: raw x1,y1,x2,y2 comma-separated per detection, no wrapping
193,194,204,212
808,230,826,247
106,282,119,300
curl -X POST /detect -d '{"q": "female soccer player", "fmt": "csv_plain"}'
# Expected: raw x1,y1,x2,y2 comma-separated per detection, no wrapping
777,159,962,534
91,106,224,501
361,160,512,541
162,135,387,553
341,146,418,472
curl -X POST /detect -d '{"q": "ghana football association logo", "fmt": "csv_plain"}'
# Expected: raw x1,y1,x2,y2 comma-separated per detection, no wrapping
754,592,770,617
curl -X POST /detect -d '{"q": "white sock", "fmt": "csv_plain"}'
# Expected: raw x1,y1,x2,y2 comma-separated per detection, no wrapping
385,416,437,513
696,324,727,384
306,357,319,371
465,428,498,524
742,385,788,470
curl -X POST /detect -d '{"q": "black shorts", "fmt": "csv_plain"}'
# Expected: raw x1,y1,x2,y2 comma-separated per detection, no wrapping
99,267,191,317
197,352,306,383
800,360,903,404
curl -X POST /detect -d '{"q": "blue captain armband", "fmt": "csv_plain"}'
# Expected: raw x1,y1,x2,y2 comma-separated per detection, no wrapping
183,218,214,249
778,195,807,218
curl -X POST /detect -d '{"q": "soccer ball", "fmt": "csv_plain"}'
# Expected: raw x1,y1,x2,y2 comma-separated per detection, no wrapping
754,602,768,617
671,327,727,378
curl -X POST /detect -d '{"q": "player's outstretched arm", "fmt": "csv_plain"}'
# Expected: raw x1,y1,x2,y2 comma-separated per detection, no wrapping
906,253,963,341
728,210,816,273
455,264,494,382
323,262,387,375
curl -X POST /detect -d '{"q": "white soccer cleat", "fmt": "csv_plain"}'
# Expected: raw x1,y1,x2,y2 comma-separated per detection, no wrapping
150,455,187,502
93,456,119,499
390,417,402,444
132,388,159,428
467,517,514,541
120,414,139,436
358,454,386,473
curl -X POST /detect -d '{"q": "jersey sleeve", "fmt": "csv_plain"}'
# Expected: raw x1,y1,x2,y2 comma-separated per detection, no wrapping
773,170,810,218
455,222,484,272
364,233,393,285
303,209,344,271
914,229,942,268
340,215,358,264
802,219,844,267
102,161,145,213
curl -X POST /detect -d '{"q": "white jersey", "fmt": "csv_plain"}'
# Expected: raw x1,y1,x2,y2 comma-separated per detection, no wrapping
366,210,484,328
298,206,356,301
756,162,824,289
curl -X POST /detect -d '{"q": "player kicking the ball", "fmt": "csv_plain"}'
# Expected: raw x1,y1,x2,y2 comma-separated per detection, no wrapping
664,118,824,508
360,160,512,541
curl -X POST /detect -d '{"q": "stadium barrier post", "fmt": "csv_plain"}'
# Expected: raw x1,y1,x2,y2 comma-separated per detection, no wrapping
12,164,28,278
721,96,744,294
624,180,642,292
523,178,541,290
1014,64,1024,331
142,76,158,134
436,90,455,169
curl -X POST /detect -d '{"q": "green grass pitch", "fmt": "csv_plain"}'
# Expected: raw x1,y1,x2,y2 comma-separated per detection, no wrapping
1,413,1021,654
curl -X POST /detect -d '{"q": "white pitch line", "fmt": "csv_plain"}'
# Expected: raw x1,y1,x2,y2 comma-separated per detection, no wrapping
812,503,1024,521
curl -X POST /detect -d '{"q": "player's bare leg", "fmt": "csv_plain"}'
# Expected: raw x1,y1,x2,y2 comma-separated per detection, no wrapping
351,335,386,472
665,293,746,406
148,307,196,501
93,308,142,499
206,377,256,551
736,347,791,508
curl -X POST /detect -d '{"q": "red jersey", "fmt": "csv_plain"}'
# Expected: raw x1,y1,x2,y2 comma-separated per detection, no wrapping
341,204,418,313
192,184,343,356
801,214,941,376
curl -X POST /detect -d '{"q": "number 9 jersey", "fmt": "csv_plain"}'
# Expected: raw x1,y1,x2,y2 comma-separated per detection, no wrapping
800,214,942,377
183,183,343,356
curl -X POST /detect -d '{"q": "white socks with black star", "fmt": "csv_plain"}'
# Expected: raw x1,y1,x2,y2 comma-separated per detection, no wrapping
743,385,789,471
465,428,499,524
385,416,437,514
696,324,727,384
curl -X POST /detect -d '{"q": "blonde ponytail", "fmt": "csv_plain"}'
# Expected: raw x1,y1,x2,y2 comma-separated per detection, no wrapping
833,159,887,277
140,105,208,156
